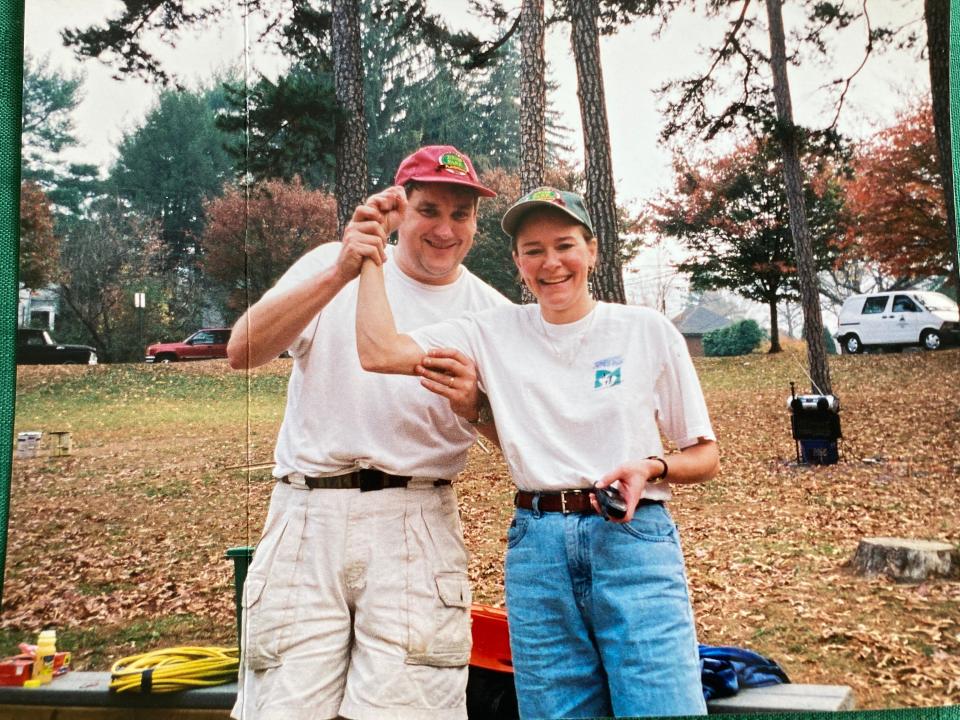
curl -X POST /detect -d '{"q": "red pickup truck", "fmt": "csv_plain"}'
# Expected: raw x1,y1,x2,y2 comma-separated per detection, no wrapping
145,328,231,363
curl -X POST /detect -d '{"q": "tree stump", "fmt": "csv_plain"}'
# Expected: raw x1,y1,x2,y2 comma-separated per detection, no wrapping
849,537,960,582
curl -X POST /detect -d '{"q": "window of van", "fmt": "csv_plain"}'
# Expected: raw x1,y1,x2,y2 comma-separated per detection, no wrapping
892,295,919,313
862,296,888,314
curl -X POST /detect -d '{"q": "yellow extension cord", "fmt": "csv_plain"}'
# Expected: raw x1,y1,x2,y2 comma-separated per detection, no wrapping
109,645,239,694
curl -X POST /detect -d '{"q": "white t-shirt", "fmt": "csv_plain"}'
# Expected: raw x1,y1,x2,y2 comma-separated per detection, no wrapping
265,243,508,479
410,302,715,498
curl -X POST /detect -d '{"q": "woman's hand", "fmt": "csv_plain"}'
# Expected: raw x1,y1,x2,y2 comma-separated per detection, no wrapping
416,347,481,422
591,458,665,523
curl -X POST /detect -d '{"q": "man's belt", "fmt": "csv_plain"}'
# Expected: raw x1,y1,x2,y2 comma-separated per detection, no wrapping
282,469,451,492
514,489,663,514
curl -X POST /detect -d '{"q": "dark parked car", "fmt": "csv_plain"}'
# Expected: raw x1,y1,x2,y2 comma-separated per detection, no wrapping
145,328,232,363
17,328,98,365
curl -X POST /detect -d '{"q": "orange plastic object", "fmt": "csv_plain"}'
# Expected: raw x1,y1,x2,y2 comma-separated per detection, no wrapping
469,604,513,673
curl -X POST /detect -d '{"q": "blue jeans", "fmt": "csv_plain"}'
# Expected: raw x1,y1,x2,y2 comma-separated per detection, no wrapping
504,502,707,720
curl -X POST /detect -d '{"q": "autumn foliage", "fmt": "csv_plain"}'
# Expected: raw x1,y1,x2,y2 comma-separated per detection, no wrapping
652,140,844,352
842,102,950,280
202,177,337,313
18,181,59,289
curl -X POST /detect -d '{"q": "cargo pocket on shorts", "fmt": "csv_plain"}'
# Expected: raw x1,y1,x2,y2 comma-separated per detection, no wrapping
242,512,302,672
406,571,472,667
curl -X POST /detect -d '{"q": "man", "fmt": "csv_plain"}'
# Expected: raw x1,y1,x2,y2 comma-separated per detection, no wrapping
227,146,506,720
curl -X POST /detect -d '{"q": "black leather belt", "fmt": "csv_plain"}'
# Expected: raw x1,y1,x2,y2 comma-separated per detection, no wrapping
282,469,451,492
515,489,663,514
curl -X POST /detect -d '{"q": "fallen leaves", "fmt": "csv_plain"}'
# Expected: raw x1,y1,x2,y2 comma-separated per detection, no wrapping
6,349,960,710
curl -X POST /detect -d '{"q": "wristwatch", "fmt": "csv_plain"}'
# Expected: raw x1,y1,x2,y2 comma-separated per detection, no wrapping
468,393,494,426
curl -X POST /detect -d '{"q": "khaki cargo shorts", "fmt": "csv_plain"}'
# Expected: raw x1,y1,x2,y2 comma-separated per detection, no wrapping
231,479,471,720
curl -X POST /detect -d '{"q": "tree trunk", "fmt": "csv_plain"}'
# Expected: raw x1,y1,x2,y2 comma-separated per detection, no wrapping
923,0,958,294
57,287,107,359
850,537,960,583
782,300,797,338
519,0,546,194
331,0,368,236
569,0,626,304
518,0,546,304
768,299,781,353
764,0,831,394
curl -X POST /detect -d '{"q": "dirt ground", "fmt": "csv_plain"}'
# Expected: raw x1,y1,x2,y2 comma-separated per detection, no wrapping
4,346,959,710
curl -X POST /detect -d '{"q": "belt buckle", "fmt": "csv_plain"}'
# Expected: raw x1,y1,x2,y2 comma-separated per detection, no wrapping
282,474,306,488
560,491,568,514
358,468,384,492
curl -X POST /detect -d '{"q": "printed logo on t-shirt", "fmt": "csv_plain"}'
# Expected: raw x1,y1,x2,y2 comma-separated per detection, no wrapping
594,356,623,389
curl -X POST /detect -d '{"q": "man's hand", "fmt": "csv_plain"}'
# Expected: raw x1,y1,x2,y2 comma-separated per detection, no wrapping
366,185,407,236
416,347,481,421
335,186,407,284
590,459,664,523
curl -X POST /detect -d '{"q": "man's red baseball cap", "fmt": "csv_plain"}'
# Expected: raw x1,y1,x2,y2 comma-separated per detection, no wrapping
394,145,496,197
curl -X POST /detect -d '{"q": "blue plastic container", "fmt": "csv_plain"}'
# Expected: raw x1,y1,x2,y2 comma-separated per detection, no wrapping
799,439,839,465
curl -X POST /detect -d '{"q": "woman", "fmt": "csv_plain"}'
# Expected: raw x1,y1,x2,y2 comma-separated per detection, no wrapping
355,185,719,719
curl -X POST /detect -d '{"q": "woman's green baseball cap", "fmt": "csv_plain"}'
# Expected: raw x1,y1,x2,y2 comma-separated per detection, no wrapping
500,186,595,238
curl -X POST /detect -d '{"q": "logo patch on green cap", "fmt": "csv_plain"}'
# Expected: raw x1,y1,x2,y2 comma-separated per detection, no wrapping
527,187,565,205
438,153,469,175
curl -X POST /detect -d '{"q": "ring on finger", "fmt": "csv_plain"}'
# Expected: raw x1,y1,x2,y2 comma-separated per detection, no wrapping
448,376,455,387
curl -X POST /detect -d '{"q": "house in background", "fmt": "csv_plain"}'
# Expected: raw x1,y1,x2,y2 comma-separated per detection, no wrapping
672,304,733,356
18,284,60,330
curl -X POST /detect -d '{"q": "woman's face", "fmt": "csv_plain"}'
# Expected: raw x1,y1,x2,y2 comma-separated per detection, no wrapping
512,209,598,323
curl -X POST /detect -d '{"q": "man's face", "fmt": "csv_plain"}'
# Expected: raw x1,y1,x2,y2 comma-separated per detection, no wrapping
393,184,478,285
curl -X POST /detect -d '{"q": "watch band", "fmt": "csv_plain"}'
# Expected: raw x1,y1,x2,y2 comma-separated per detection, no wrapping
646,456,668,484
468,393,494,426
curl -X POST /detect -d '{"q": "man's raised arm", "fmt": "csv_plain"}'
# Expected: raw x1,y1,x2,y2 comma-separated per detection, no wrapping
226,194,393,370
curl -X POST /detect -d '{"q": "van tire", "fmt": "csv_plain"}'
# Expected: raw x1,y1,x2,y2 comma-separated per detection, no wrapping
920,329,941,351
841,334,862,355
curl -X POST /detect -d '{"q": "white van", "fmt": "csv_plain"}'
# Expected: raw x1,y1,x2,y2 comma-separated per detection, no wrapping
835,290,959,354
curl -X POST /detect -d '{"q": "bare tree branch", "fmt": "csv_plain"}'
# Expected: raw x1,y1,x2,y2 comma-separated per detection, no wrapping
826,0,872,129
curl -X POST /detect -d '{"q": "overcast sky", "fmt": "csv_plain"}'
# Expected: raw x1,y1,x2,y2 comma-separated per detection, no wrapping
22,1,931,320
24,1,929,201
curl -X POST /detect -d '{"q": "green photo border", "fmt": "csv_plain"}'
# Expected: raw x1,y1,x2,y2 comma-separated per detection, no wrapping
0,0,23,608
0,2,958,719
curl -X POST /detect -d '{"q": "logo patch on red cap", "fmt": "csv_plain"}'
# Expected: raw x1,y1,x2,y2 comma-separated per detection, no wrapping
438,152,470,176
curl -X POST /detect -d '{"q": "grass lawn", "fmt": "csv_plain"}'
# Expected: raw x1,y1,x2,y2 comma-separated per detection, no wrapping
4,345,960,709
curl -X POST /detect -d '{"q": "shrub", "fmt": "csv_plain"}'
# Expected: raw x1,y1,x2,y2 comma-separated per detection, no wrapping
703,319,765,357
822,326,838,355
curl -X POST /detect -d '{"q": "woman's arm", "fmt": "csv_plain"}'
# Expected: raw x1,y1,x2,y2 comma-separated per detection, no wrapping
356,259,425,376
649,439,720,485
593,439,719,523
356,246,496,436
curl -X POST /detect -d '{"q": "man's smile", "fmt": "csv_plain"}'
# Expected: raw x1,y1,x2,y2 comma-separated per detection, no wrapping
425,238,458,250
